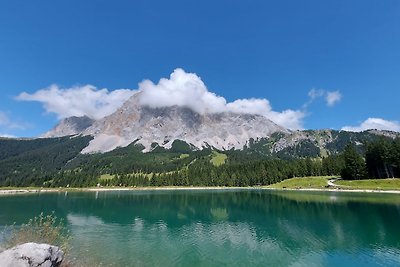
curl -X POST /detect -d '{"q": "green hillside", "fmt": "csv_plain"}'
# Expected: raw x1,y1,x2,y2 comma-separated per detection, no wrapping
0,130,398,187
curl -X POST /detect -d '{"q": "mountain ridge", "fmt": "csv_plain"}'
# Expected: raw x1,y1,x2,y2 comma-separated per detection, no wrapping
45,92,289,153
43,92,400,156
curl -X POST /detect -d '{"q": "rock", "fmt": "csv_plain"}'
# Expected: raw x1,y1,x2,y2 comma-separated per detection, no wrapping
80,92,289,153
42,115,95,138
0,242,64,267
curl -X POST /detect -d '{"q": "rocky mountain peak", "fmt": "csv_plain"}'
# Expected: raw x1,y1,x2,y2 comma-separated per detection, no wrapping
44,92,289,153
42,115,95,138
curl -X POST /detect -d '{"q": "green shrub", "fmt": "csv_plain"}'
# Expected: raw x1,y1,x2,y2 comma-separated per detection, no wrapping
6,212,70,254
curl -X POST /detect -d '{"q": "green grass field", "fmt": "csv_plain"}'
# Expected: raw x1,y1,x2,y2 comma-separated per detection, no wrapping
210,152,227,166
268,176,400,191
267,176,335,189
335,178,400,190
2,175,400,192
99,174,115,181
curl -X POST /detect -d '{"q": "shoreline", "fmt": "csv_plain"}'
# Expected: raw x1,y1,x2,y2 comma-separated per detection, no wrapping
263,187,400,194
1,186,400,195
0,186,250,195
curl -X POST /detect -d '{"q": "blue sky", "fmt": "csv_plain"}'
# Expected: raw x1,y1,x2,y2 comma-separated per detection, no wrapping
1,0,399,137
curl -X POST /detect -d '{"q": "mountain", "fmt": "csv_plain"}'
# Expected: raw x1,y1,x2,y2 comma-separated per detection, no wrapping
1,128,398,187
44,92,400,157
46,92,289,153
43,115,95,138
1,91,399,187
1,112,399,187
243,129,400,158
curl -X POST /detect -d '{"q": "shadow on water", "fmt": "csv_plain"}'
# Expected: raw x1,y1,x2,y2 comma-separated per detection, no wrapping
1,189,400,266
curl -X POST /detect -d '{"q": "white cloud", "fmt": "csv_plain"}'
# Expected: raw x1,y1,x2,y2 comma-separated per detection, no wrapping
0,111,29,131
15,68,306,130
226,98,305,129
308,88,325,100
342,118,400,132
304,89,342,108
325,90,342,107
138,68,305,129
138,68,227,114
0,133,16,138
0,111,10,126
16,85,136,120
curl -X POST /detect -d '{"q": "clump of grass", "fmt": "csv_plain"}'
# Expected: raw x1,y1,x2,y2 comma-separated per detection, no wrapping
6,212,70,255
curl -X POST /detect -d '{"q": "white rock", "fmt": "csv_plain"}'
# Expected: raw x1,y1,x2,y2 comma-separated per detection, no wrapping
0,243,64,267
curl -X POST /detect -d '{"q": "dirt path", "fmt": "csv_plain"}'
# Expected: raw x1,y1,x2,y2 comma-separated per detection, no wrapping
327,178,342,187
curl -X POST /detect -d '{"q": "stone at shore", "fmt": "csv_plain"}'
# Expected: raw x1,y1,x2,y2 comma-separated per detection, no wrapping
0,242,64,267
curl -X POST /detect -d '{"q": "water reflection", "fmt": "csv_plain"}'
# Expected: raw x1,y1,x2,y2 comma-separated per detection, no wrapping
0,190,400,266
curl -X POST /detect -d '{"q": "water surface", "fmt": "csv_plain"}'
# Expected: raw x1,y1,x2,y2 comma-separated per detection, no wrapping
1,189,400,266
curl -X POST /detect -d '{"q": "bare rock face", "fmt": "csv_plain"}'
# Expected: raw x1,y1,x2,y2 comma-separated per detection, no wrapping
41,92,289,153
0,243,64,267
80,93,289,153
43,115,95,138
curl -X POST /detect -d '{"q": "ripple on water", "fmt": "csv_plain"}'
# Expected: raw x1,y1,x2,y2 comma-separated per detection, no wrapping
2,190,400,266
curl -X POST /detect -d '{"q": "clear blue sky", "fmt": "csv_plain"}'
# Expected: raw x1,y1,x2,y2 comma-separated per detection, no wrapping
1,0,399,137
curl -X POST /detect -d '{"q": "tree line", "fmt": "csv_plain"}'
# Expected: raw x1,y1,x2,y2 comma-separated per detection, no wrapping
341,137,400,180
0,136,399,187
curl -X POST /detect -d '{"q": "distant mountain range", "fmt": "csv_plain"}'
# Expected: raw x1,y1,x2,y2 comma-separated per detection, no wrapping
1,91,399,187
43,91,399,156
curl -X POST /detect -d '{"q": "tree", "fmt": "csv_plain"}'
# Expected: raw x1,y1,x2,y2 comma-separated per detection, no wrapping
366,139,397,179
341,144,366,180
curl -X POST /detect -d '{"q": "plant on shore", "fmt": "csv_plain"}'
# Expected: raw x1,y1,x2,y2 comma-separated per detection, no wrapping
5,212,71,266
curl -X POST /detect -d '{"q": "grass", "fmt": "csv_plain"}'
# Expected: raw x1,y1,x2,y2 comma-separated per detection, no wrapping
267,176,336,189
270,190,400,205
179,153,189,159
5,213,70,250
2,177,400,192
210,151,227,166
4,212,71,266
267,176,400,191
99,174,115,181
335,178,400,190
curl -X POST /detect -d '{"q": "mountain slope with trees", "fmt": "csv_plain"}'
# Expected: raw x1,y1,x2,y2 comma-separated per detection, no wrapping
0,130,399,187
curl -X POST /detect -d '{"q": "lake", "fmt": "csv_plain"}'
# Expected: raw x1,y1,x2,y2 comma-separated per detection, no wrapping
1,189,400,266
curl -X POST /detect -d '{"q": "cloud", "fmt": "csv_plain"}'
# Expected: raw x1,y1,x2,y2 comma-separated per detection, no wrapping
342,118,400,132
15,68,305,130
138,68,227,114
304,88,342,108
226,98,305,129
0,111,10,126
0,111,29,131
308,88,325,100
0,112,17,138
0,133,16,138
138,68,305,129
325,90,342,107
16,85,136,120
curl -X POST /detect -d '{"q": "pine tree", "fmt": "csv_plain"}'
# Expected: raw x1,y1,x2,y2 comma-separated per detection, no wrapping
341,144,366,180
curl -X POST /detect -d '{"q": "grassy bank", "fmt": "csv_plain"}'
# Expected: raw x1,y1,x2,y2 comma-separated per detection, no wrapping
267,176,400,191
1,177,400,193
266,176,336,189
335,178,400,190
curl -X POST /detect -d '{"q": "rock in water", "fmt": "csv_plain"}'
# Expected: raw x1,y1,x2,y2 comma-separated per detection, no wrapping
0,243,64,267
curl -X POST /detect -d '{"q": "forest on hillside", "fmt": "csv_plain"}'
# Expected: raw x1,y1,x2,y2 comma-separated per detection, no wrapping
0,135,399,187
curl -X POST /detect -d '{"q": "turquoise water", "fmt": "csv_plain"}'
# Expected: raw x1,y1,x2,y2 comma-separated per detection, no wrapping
1,189,400,266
